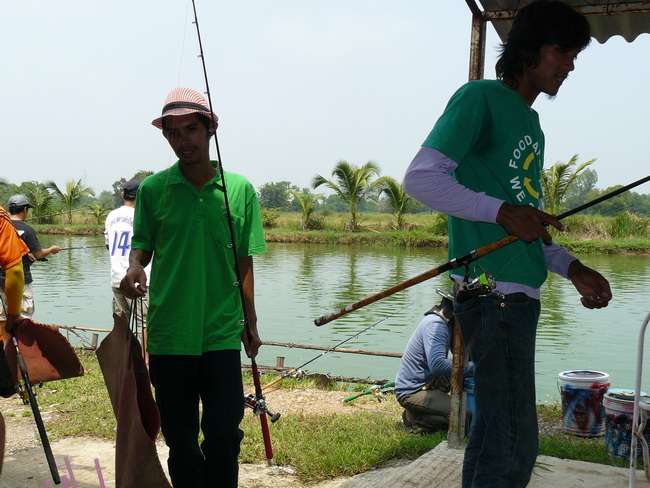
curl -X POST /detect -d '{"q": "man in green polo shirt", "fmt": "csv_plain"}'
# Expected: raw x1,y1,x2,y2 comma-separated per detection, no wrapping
121,87,266,488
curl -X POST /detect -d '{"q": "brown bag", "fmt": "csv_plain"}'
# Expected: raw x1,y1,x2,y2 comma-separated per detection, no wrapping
3,318,84,386
96,313,171,488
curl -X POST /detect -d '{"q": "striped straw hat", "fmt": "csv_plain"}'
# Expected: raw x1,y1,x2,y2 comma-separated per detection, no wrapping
151,87,219,130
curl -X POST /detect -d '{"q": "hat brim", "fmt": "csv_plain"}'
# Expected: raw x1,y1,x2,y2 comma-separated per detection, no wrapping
8,203,34,210
152,109,219,130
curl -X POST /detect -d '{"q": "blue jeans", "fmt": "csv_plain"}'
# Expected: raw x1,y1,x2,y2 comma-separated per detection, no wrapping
149,351,244,488
454,293,540,488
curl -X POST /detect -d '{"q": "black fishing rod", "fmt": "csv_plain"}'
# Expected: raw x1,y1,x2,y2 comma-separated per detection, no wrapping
26,209,89,223
314,174,650,326
0,300,60,484
58,245,105,251
35,245,105,262
190,0,275,466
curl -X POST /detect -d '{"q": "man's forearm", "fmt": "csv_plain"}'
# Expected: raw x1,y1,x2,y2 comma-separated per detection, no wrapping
4,261,24,316
129,248,153,269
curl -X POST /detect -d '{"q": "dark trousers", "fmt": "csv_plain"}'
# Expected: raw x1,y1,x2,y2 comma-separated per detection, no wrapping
149,350,244,488
454,293,540,488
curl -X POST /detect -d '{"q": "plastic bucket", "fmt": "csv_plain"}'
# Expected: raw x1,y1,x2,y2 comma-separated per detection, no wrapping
463,378,475,416
603,390,650,459
557,370,609,437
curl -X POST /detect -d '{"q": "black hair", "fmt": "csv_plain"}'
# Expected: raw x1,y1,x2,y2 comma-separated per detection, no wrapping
162,113,213,133
496,0,591,85
8,205,27,215
123,193,137,202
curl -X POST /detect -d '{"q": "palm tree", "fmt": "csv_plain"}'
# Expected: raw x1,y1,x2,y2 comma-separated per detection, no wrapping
312,160,381,230
541,154,596,215
376,177,412,230
290,190,321,230
25,185,54,223
84,202,111,225
45,179,95,224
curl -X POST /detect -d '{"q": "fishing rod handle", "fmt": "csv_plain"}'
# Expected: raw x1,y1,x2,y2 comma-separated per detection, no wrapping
314,267,446,326
259,412,275,465
261,368,297,391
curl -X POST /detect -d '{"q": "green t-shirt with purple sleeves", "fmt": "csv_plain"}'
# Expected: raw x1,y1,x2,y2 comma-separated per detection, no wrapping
423,79,547,288
132,161,267,355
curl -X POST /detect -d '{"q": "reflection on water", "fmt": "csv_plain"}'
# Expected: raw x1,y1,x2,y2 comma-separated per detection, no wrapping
32,235,650,402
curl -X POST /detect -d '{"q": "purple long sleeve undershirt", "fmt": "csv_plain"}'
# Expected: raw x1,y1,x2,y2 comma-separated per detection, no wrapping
403,146,577,300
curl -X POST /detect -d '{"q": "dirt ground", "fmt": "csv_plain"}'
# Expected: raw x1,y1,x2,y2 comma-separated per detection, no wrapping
0,385,399,487
0,387,635,488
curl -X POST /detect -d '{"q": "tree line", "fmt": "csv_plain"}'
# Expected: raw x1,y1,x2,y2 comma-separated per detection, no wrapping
0,171,152,225
261,155,650,230
1,155,649,228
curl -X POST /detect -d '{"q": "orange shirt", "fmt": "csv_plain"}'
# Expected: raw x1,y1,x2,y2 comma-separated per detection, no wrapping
0,206,29,270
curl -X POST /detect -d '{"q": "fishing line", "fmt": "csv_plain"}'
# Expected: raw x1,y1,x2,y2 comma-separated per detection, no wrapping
176,1,192,88
189,0,276,465
26,208,89,223
189,0,251,375
262,302,413,392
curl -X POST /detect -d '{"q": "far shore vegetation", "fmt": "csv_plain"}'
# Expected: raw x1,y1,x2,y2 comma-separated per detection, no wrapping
29,211,650,255
2,155,649,254
0,154,650,253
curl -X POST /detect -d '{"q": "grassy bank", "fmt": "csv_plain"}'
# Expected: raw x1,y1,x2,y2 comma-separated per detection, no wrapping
5,352,632,482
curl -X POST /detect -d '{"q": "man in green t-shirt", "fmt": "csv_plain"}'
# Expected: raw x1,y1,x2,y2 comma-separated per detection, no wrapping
121,87,267,488
404,2,612,487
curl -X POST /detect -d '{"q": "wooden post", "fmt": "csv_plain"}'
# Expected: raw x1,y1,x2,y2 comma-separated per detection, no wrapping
275,356,285,370
91,333,98,350
448,319,468,449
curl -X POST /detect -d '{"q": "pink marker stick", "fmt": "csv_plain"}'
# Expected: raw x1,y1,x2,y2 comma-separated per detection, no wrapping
94,458,106,488
64,456,78,488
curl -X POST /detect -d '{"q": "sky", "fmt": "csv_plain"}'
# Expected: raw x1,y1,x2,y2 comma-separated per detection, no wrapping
2,1,649,197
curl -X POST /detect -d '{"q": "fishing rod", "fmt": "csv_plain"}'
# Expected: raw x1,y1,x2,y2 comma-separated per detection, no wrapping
262,306,408,392
343,381,395,403
58,245,105,251
26,209,89,222
190,0,275,466
314,174,650,326
35,245,106,262
0,301,60,484
10,335,61,484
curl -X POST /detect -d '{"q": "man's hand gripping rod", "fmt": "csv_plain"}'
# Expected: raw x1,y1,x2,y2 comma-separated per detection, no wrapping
314,174,650,326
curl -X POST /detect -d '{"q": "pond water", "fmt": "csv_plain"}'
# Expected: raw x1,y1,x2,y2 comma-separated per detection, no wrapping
29,235,650,403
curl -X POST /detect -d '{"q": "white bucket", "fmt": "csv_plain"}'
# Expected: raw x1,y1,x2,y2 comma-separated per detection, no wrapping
557,370,610,437
603,390,650,459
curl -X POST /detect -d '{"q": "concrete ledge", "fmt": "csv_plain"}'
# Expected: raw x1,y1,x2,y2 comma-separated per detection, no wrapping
341,441,649,488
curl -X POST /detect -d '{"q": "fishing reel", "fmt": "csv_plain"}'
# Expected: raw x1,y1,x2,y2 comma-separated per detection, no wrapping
456,266,498,303
369,384,392,402
244,393,281,423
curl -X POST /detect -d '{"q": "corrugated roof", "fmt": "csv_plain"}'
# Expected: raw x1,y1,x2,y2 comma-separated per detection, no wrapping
476,0,650,43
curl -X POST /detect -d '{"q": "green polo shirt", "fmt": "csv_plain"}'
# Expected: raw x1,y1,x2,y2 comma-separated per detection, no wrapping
424,80,547,287
132,161,267,355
